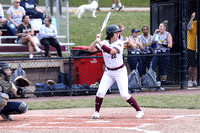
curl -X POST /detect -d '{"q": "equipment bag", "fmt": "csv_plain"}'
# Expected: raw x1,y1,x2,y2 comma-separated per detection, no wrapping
141,63,159,88
128,66,141,89
57,72,70,86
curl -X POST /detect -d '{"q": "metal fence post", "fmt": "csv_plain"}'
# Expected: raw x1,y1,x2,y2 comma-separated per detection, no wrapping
180,0,187,89
69,56,73,96
56,0,60,35
45,0,48,17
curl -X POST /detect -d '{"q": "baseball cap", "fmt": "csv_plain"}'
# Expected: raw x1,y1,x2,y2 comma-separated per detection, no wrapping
131,28,140,33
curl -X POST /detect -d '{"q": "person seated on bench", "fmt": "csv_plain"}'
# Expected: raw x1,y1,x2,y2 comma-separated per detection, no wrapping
39,16,62,57
20,0,43,22
7,0,26,35
0,4,8,29
16,15,45,59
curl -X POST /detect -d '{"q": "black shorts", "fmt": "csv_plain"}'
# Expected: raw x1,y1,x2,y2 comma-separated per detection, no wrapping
187,49,197,67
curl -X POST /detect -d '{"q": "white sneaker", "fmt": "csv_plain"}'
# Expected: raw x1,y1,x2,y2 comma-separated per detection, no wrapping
92,111,100,119
193,81,197,87
1,114,13,121
135,110,144,119
188,80,193,87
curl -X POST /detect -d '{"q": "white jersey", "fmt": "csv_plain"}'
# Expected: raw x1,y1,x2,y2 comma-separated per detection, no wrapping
96,39,124,68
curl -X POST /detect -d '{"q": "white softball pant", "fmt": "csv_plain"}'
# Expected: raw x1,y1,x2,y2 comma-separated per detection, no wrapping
96,66,131,100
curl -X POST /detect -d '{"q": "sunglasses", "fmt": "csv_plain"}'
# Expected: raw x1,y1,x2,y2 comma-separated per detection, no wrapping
15,2,20,3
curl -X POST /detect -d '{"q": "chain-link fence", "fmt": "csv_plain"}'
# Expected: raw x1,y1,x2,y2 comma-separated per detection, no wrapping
0,52,181,98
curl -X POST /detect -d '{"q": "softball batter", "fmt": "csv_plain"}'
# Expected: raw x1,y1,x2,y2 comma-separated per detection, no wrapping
89,25,144,119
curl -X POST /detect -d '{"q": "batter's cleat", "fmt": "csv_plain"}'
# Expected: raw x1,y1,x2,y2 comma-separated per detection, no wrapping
188,80,193,87
135,109,144,119
193,81,197,87
117,5,124,12
92,111,100,119
1,114,13,121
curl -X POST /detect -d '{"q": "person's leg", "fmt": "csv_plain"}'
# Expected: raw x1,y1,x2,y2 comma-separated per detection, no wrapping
111,0,116,9
40,38,50,57
27,42,34,58
114,67,143,118
32,12,44,22
0,101,28,115
159,52,170,85
7,21,17,35
59,0,62,16
22,35,42,53
50,0,54,16
192,67,197,81
0,101,28,121
49,38,62,57
127,53,138,71
117,0,122,7
95,71,115,112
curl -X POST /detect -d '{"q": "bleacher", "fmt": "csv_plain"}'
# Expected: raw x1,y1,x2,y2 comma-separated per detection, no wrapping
0,19,75,56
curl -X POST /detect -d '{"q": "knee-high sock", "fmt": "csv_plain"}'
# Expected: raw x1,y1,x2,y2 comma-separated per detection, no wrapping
126,96,141,111
95,96,103,112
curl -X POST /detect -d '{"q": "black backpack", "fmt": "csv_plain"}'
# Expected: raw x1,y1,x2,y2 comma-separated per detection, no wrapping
57,72,70,86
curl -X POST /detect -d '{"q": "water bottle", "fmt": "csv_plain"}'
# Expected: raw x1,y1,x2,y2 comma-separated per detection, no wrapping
154,34,159,42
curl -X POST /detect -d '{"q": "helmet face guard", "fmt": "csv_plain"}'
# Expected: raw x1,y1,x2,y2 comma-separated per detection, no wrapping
0,62,11,81
106,25,121,38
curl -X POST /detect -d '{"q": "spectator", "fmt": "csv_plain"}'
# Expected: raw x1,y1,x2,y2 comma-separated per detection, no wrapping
7,0,26,35
50,0,65,18
138,26,153,76
39,16,62,57
151,20,173,86
0,4,8,28
16,15,44,59
20,0,43,21
187,12,197,87
111,0,124,12
118,24,133,55
127,28,144,75
0,4,4,18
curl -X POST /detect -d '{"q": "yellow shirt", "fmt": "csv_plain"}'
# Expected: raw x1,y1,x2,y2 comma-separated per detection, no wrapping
187,20,197,51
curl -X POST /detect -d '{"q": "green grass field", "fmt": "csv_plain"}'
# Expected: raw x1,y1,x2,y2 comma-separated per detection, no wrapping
1,0,150,7
60,11,150,46
27,94,200,110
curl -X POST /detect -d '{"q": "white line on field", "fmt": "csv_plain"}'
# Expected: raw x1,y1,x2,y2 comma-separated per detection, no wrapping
86,120,110,123
166,114,200,120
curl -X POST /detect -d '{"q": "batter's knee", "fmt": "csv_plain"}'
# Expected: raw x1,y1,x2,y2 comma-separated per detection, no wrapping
18,102,28,114
120,93,131,101
96,91,106,98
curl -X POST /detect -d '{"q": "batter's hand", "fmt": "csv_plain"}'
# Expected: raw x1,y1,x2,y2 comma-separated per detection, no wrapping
96,34,102,44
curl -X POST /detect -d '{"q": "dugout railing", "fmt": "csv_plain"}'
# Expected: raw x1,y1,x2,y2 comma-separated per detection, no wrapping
0,53,181,98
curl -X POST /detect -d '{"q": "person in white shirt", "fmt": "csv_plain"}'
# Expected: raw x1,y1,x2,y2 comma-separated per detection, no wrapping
39,16,62,57
89,25,144,119
7,0,26,35
0,4,7,28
